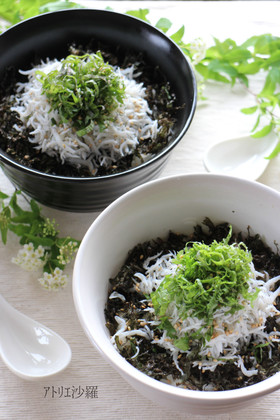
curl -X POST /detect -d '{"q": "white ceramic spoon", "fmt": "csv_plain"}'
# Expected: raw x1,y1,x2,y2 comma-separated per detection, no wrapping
0,294,71,380
203,132,278,181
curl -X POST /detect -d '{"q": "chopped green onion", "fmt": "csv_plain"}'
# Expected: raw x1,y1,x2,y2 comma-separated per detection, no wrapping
37,52,126,136
150,227,259,349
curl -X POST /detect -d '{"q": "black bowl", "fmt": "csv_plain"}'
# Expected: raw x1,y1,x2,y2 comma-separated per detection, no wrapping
0,9,196,212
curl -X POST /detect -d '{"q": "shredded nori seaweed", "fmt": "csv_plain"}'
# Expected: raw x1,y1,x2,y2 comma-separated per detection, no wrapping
105,218,280,391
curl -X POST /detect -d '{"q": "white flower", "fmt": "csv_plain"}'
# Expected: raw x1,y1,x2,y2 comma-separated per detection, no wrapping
57,240,79,265
38,267,68,291
274,121,280,134
12,243,45,271
189,38,206,65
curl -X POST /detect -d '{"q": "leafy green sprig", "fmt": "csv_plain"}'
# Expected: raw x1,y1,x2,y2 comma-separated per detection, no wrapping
196,35,280,150
127,10,280,159
0,189,80,289
37,53,126,136
0,0,83,28
150,228,259,350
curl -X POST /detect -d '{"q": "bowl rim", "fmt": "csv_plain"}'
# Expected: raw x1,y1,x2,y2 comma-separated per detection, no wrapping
0,8,197,182
73,173,280,403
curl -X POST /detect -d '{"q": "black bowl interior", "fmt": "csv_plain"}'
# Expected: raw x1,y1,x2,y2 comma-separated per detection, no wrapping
0,9,196,212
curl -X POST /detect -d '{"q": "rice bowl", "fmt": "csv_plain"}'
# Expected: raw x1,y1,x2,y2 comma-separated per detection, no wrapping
0,9,196,212
73,173,280,414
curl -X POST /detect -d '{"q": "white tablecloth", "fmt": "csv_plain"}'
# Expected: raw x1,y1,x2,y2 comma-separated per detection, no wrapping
1,2,280,419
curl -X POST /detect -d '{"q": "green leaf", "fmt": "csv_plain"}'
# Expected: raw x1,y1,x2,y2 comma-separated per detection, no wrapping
170,25,185,43
11,212,37,224
155,17,172,34
9,223,31,238
251,124,273,138
253,34,280,55
9,191,24,216
266,140,280,159
23,234,55,247
39,1,84,14
0,0,65,27
223,47,252,63
0,0,19,25
241,106,258,115
257,95,279,111
195,62,230,84
205,46,222,60
237,61,262,75
30,199,41,218
173,335,190,351
0,191,9,200
261,50,280,70
259,100,274,110
251,113,261,132
260,67,280,96
241,34,262,49
0,206,11,244
208,59,238,78
125,9,150,23
203,58,240,85
212,37,237,56
237,73,249,87
0,226,8,244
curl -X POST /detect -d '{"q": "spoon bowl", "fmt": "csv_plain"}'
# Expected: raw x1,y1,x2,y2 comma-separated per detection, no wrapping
204,132,278,181
0,294,71,380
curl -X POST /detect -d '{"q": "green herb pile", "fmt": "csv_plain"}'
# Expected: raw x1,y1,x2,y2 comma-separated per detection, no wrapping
151,229,258,350
37,53,126,136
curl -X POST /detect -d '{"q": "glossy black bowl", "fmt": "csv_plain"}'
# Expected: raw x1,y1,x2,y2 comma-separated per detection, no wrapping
0,9,196,212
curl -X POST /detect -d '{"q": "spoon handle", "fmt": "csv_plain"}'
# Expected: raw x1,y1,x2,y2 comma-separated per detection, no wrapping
0,294,18,319
0,294,11,318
